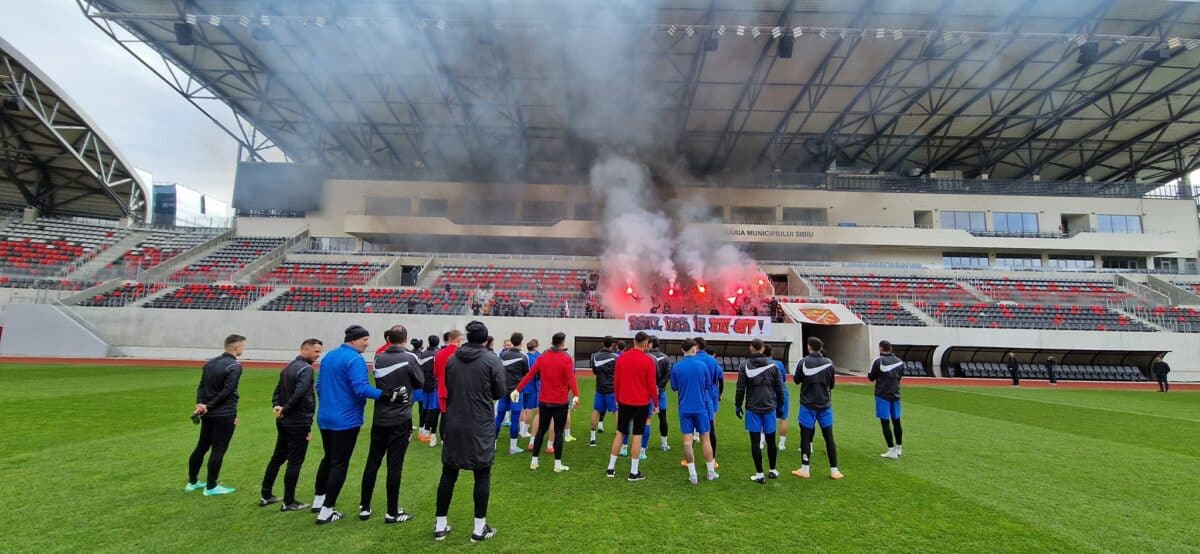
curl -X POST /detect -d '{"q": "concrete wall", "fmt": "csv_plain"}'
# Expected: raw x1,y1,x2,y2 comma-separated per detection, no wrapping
0,287,74,319
0,303,108,357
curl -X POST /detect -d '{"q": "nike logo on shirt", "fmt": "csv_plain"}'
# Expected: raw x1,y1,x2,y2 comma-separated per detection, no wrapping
745,365,775,378
416,356,433,365
593,358,615,367
502,357,524,366
880,361,904,372
375,361,408,378
802,362,832,376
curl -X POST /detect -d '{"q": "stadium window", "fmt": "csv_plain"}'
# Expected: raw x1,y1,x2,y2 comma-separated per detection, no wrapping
992,212,1038,234
940,211,986,231
1096,214,1142,234
365,197,412,216
461,197,516,224
730,206,776,225
572,203,594,221
943,252,989,269
995,254,1042,268
419,198,448,218
309,237,356,252
1048,255,1096,269
523,201,565,224
782,207,828,226
1101,256,1147,270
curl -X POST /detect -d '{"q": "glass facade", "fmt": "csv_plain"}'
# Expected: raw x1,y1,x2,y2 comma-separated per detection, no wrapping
1095,214,1142,234
992,212,1039,234
941,211,986,231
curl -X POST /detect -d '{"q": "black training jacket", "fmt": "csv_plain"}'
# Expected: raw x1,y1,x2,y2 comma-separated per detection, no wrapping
418,347,438,393
1153,361,1170,377
1007,356,1019,371
196,352,242,419
868,353,904,401
591,349,618,394
647,349,672,392
794,354,836,410
736,354,785,414
372,346,424,427
441,343,506,470
499,347,530,394
273,356,315,427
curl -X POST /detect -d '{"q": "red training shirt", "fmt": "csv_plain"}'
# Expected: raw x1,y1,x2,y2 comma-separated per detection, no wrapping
515,347,579,405
434,343,458,413
614,348,659,408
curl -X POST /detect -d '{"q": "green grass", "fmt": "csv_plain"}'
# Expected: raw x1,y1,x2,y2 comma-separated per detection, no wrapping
2,363,1197,552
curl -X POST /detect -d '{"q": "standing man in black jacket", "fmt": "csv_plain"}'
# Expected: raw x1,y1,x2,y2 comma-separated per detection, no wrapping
735,339,786,484
359,325,423,523
187,334,245,496
1006,351,1020,387
792,337,842,480
496,332,529,455
868,340,904,460
647,336,673,452
588,337,618,447
416,336,440,443
260,338,323,510
434,321,505,543
1153,355,1171,392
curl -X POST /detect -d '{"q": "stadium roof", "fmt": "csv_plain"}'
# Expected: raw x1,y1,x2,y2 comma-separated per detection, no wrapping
0,36,148,221
80,0,1200,187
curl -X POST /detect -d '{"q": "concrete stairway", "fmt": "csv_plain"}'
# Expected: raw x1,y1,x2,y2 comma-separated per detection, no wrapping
901,301,942,326
71,230,149,280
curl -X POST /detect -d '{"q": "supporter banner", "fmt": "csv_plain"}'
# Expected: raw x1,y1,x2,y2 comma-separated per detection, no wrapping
624,313,772,339
780,303,865,326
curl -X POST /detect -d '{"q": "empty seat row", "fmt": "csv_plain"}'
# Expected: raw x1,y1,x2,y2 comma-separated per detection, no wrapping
973,278,1132,304
808,274,975,303
98,229,218,279
170,237,286,282
144,284,272,310
435,266,597,293
262,287,466,315
257,261,389,286
957,362,1145,381
0,276,97,290
930,303,1155,332
0,218,130,276
77,282,167,307
1133,305,1200,332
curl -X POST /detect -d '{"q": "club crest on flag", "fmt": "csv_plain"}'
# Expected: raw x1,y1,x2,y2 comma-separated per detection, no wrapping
800,308,840,325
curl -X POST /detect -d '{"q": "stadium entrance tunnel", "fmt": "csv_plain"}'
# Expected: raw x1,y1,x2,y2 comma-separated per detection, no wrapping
940,347,1166,379
800,323,869,372
573,337,794,373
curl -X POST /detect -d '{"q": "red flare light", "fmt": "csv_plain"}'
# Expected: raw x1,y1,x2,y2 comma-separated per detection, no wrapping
727,296,737,304
698,285,706,293
737,287,744,295
626,286,634,295
668,288,675,296
758,279,765,286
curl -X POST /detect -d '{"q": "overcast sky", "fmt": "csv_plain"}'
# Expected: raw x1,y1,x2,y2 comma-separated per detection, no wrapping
0,0,238,201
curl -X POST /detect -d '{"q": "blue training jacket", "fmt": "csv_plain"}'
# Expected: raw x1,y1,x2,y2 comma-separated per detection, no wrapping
670,356,712,414
773,359,789,399
316,344,382,431
696,352,723,409
522,351,542,394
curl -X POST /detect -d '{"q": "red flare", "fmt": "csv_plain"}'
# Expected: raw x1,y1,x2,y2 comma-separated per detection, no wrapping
698,285,706,293
727,296,737,304
626,286,634,295
737,288,744,295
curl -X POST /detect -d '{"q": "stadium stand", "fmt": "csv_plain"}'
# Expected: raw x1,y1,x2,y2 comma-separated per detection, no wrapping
97,229,219,279
808,274,976,302
0,219,130,276
931,302,1155,331
144,284,272,310
76,282,167,307
1133,306,1200,333
169,237,285,282
957,362,1145,382
433,265,595,293
842,299,925,326
261,287,465,314
0,276,97,290
1174,281,1200,295
972,278,1133,304
257,260,389,286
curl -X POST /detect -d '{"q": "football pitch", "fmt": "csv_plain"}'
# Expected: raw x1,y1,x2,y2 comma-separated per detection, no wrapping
1,363,1196,553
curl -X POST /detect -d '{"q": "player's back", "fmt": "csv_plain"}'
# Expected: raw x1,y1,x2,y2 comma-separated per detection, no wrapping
671,357,711,414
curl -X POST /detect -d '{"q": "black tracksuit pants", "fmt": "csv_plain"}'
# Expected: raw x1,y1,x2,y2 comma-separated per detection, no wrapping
188,416,236,489
359,424,413,515
314,428,360,509
532,403,568,460
261,423,310,503
435,464,492,519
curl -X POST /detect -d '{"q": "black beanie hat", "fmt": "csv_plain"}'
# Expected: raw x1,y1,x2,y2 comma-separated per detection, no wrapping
344,324,370,343
466,320,488,344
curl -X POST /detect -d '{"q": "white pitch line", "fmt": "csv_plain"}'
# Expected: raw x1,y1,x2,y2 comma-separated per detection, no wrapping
926,387,1200,424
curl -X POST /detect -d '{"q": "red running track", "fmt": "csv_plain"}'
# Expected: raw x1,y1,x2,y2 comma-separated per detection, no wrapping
1,356,1195,391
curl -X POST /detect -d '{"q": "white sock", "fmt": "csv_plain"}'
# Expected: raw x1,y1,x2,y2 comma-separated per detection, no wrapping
692,432,699,441
687,463,697,478
660,436,668,447
531,456,539,465
705,461,716,474
754,472,764,479
555,459,566,469
510,438,518,450
436,516,448,532
607,455,618,470
598,421,604,431
474,518,487,534
802,464,811,471
565,430,573,439
312,494,325,509
631,458,640,474
319,506,333,519
759,438,766,449
520,423,528,435
831,466,840,473
590,430,596,441
778,436,787,448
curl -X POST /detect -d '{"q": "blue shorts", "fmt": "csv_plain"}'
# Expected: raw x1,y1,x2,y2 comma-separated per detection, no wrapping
798,406,833,429
777,393,790,420
593,392,617,413
424,392,439,411
657,391,668,411
678,411,710,435
875,397,902,420
745,410,777,434
413,389,425,404
521,391,539,410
